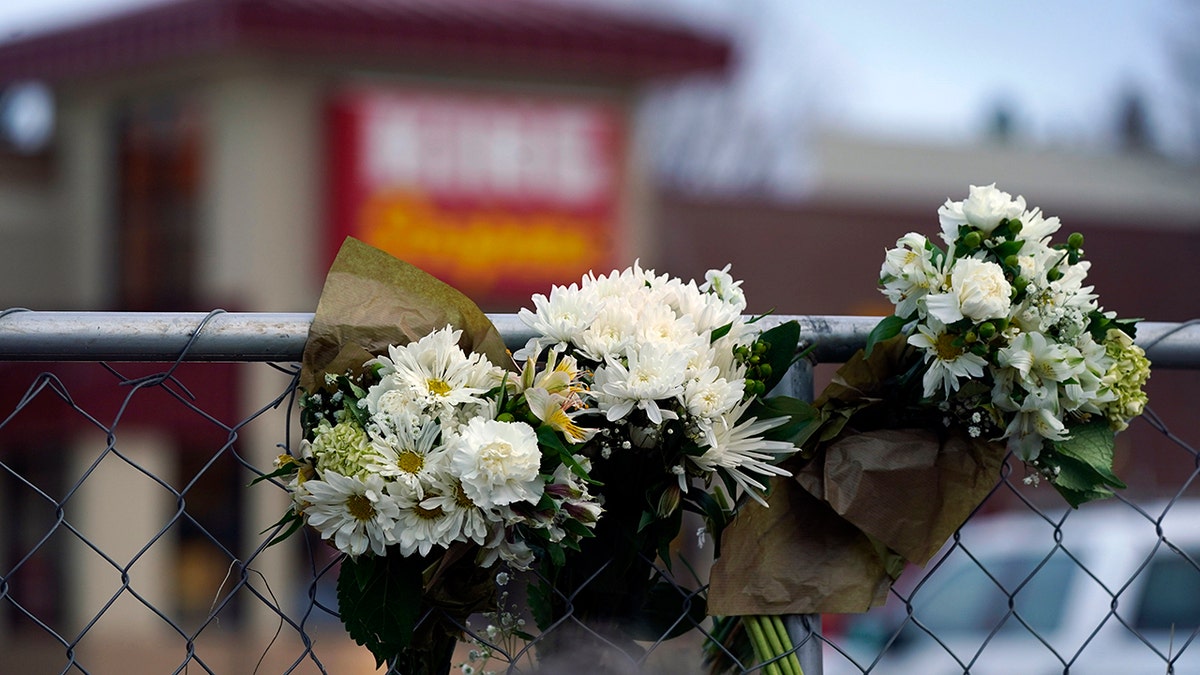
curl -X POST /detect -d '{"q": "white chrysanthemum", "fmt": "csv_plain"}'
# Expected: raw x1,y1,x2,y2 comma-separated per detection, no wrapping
636,304,708,358
667,280,746,337
683,366,744,422
301,472,401,557
581,265,647,300
690,402,795,505
908,321,989,399
574,300,639,362
448,418,545,509
925,257,1012,324
594,343,690,424
366,419,444,497
367,327,503,420
880,232,943,318
519,282,597,343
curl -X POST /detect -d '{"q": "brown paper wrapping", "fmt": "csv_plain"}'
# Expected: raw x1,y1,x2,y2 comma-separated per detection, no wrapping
707,334,1006,616
708,431,1002,616
300,238,513,391
796,428,1003,566
708,477,892,615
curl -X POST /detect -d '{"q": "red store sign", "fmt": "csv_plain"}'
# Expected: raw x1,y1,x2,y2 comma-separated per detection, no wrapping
327,88,625,307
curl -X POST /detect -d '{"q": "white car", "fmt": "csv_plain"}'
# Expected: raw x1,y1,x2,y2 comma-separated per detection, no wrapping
822,499,1200,675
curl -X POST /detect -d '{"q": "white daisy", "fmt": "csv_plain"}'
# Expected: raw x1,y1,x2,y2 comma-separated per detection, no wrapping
366,419,444,497
389,478,457,557
367,327,502,420
301,471,401,557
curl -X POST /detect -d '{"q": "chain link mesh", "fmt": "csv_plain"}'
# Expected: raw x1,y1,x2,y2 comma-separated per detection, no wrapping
0,313,1195,674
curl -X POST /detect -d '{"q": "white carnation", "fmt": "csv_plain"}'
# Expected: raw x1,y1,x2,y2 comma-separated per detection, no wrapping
448,418,545,509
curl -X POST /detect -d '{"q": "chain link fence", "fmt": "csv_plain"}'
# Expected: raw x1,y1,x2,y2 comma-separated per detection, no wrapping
0,311,1196,674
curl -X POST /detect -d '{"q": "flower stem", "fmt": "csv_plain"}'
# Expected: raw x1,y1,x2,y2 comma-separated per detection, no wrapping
744,616,783,675
769,615,803,675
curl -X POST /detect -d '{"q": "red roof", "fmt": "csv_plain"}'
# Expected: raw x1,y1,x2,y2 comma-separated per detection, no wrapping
0,0,730,83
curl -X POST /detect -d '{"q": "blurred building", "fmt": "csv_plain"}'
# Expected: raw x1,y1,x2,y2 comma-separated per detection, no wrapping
0,0,728,669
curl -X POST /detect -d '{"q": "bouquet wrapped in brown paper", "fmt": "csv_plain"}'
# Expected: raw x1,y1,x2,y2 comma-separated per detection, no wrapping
706,185,1151,673
269,238,609,673
709,335,1004,617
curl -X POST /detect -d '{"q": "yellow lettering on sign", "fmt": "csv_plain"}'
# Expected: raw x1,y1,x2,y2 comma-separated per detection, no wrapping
359,191,611,295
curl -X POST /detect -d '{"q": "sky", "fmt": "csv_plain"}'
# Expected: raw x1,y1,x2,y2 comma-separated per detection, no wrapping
0,0,1195,157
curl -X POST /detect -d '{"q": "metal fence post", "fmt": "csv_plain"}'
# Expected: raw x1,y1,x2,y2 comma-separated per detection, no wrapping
773,348,823,675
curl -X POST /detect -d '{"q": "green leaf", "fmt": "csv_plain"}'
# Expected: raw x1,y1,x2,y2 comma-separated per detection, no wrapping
748,395,818,442
535,425,602,485
757,320,802,394
528,579,555,631
548,543,566,568
711,320,734,343
336,554,425,668
681,490,730,558
992,239,1025,260
1046,420,1126,507
865,314,909,357
1052,420,1127,489
264,512,306,547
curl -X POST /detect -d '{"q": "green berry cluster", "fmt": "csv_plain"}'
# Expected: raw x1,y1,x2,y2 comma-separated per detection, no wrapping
735,340,773,398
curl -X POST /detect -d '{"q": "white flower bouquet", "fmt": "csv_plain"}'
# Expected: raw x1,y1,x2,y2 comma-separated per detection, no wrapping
267,239,806,673
513,262,804,667
706,186,1151,673
267,239,604,674
874,183,1149,504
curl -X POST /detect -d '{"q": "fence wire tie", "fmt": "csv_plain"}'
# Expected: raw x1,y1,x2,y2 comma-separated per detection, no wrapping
115,309,229,392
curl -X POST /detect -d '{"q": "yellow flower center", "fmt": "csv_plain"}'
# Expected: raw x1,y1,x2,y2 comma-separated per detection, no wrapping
396,450,424,474
345,494,376,522
453,481,474,509
935,333,963,361
415,504,444,521
427,378,453,396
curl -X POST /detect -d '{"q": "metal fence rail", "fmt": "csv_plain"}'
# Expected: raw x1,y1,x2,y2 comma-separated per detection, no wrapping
0,311,1196,674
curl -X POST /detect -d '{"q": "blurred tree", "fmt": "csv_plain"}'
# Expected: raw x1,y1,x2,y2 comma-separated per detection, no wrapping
1115,86,1155,154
